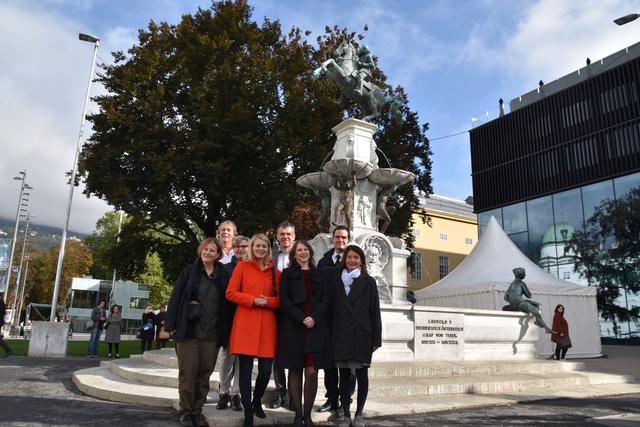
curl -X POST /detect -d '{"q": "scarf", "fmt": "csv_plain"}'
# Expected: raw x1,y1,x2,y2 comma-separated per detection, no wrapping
341,268,361,296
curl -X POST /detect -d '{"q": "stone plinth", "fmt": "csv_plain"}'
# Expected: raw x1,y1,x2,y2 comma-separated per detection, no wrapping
413,306,540,361
27,321,69,358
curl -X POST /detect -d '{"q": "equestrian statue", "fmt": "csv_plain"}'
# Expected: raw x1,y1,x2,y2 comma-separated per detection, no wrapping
312,41,403,123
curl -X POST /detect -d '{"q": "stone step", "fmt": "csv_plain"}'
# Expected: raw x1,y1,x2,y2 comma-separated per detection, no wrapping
72,366,179,408
141,349,586,379
101,358,218,389
364,370,632,398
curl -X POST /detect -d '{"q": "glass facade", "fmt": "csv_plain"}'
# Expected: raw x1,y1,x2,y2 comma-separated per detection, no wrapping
478,171,640,338
0,238,10,293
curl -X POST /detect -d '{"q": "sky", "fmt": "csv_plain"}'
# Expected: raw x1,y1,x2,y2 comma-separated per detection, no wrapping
0,0,639,234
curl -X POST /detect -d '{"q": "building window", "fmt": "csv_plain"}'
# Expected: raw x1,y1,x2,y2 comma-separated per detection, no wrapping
465,238,473,245
439,256,449,279
69,290,97,309
439,233,448,241
129,297,149,310
411,253,422,281
561,271,571,280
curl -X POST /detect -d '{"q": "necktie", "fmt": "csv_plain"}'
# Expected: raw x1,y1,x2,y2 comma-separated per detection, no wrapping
335,254,341,266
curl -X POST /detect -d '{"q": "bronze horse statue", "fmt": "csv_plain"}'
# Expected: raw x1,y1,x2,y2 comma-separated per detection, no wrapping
312,41,403,123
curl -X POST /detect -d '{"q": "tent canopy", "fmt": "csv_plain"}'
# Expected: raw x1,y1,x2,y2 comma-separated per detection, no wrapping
416,216,595,300
415,216,601,358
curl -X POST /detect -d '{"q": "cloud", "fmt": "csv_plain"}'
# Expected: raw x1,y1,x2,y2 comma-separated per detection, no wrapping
460,0,640,97
0,2,110,234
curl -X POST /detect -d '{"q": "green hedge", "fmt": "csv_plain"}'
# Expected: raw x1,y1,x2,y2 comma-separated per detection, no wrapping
4,339,175,357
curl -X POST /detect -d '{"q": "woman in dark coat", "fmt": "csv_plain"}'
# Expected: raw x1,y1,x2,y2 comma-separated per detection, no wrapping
277,240,329,427
328,244,381,427
551,304,570,360
140,305,156,353
164,238,225,427
104,304,122,357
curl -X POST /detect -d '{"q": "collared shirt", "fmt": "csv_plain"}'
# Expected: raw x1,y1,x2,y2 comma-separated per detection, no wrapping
219,248,234,265
276,251,290,272
332,251,343,266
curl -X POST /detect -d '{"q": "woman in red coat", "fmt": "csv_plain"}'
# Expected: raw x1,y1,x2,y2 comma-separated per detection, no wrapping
226,233,281,427
551,304,570,360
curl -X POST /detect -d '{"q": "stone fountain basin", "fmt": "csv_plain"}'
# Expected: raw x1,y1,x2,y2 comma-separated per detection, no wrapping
296,171,335,191
322,159,372,179
368,168,414,186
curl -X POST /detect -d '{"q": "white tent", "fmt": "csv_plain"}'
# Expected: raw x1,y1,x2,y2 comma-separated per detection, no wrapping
415,216,602,358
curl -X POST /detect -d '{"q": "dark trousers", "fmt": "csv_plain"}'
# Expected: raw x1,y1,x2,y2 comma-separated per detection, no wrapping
175,340,220,415
555,343,568,360
107,343,120,354
325,367,355,403
141,330,154,353
238,355,273,409
0,334,12,355
272,357,287,398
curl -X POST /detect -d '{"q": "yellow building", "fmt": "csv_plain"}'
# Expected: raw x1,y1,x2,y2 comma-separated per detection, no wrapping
408,195,477,291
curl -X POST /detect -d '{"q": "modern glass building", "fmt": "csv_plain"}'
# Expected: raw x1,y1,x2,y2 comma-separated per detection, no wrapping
470,42,640,338
67,277,152,335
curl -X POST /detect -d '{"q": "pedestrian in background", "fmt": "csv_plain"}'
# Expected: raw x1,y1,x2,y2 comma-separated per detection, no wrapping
140,304,156,353
165,238,225,427
105,304,122,358
217,235,249,412
328,244,382,427
86,299,106,358
278,240,329,427
155,305,168,349
0,294,14,357
551,304,571,360
226,233,281,427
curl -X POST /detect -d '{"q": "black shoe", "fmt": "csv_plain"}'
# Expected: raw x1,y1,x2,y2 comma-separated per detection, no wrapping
243,408,254,427
269,394,283,409
191,413,208,427
217,393,230,410
178,412,192,427
252,401,266,418
317,399,339,413
231,394,243,411
293,414,304,427
304,415,316,427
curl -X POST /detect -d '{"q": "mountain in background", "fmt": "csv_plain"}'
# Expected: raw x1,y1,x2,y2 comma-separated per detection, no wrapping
0,217,88,253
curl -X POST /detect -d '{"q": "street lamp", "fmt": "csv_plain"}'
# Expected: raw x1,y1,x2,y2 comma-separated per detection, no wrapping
11,213,32,328
614,13,639,26
50,32,100,322
3,171,30,304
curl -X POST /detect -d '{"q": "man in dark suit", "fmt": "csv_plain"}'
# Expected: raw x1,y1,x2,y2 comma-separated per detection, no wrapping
316,225,355,413
0,294,13,357
269,221,296,409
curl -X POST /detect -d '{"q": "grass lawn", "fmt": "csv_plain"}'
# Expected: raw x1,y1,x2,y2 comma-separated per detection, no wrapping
5,339,175,357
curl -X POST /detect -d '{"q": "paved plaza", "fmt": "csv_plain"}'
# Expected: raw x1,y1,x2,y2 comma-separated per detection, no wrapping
0,345,638,426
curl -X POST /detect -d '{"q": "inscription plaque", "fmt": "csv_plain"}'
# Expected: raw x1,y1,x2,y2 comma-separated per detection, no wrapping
414,311,464,360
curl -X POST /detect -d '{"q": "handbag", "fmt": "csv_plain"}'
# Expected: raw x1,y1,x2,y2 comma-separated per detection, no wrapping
558,336,572,349
84,320,94,331
158,327,170,340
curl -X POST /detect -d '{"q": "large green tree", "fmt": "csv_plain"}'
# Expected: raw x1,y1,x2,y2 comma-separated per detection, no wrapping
567,188,640,335
80,0,432,278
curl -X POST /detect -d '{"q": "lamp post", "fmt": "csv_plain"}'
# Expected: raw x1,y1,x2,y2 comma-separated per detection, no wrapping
3,171,32,303
11,213,31,328
16,255,30,330
109,210,125,307
614,13,639,26
50,33,100,322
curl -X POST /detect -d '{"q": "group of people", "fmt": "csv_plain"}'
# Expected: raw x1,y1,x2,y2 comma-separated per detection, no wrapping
85,301,169,358
164,220,382,427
